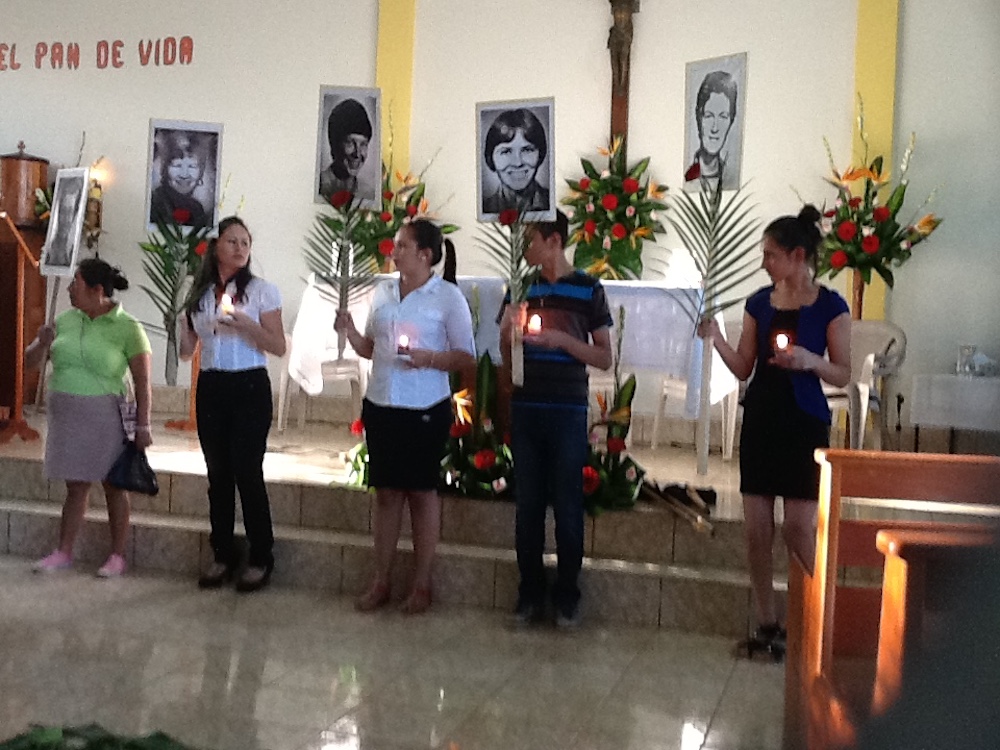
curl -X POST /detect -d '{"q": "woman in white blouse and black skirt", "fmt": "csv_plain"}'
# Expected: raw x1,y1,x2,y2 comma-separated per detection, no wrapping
336,219,476,614
180,216,287,592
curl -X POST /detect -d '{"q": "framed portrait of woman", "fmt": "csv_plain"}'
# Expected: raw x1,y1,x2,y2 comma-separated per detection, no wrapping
476,98,556,223
146,119,223,231
683,52,748,193
315,85,381,209
40,167,90,278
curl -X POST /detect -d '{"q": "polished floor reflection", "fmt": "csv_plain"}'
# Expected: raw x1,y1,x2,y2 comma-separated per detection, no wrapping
0,557,784,750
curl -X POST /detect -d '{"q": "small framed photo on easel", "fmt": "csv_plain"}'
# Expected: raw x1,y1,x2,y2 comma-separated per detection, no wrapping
40,167,89,277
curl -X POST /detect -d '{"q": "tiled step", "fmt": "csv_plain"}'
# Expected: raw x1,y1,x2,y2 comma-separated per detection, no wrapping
0,498,765,636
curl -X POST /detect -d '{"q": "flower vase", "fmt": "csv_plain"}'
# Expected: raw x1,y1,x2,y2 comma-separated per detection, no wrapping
851,269,864,321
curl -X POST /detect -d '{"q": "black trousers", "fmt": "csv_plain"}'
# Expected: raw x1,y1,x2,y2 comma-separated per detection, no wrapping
196,368,274,568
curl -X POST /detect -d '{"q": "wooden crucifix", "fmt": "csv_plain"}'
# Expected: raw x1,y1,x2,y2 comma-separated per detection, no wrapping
608,0,639,160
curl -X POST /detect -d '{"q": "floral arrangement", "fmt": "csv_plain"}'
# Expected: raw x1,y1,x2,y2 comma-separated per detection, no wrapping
583,306,645,515
345,418,370,488
817,107,942,287
138,207,212,385
562,136,667,279
440,354,514,497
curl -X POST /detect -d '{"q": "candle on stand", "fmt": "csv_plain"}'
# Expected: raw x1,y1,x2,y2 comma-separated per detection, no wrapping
527,314,542,335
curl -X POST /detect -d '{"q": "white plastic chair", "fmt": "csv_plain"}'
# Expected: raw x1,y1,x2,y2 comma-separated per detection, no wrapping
824,320,907,449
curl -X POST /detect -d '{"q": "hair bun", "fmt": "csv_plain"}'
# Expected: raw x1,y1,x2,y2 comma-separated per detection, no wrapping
112,267,130,291
798,204,822,225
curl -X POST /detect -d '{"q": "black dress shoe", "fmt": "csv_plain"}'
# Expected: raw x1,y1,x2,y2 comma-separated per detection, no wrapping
198,562,234,589
235,562,273,593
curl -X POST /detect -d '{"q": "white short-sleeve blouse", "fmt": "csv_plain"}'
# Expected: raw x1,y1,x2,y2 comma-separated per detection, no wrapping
192,277,282,372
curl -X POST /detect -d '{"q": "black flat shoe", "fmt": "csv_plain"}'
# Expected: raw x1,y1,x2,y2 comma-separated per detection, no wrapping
235,562,273,593
198,562,234,589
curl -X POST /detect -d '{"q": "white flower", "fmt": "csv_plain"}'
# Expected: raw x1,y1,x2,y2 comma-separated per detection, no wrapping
481,418,493,433
821,218,833,234
492,477,507,493
589,430,601,445
900,239,911,250
586,203,595,213
601,169,611,178
625,466,637,482
602,236,612,250
862,225,874,237
835,199,843,208
625,206,636,218
564,208,575,219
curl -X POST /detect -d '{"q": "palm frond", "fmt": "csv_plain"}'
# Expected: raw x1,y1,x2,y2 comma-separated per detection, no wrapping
476,221,537,304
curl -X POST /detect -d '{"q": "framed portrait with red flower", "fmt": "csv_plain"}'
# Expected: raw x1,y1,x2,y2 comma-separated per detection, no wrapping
476,97,556,224
315,85,382,210
146,119,222,232
683,52,747,194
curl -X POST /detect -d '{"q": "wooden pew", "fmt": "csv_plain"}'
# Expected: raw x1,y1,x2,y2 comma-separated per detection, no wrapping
783,450,1000,750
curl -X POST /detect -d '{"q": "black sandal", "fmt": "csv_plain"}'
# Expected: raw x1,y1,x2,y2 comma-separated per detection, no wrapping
198,561,234,589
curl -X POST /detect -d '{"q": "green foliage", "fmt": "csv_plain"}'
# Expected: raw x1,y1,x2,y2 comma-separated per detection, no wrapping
0,724,196,750
562,137,668,280
476,215,537,306
667,180,762,327
138,219,209,324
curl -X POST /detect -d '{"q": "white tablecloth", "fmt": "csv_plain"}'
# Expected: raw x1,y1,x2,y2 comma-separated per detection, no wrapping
288,274,738,418
910,374,1000,432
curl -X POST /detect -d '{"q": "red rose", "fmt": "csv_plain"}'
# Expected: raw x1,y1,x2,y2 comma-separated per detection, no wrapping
872,206,891,223
622,177,640,195
383,190,394,200
607,437,627,454
684,162,701,182
836,221,857,242
848,196,863,208
611,223,627,240
449,422,471,439
473,449,497,471
330,190,353,209
823,209,837,218
583,466,600,495
349,419,364,436
601,194,618,211
583,219,597,235
380,211,393,223
498,208,519,226
578,177,591,191
377,238,395,256
862,235,880,255
406,204,418,217
830,250,849,269
172,208,192,224
194,240,208,257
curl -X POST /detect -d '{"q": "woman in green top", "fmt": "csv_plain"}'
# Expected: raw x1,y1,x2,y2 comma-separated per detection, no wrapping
24,258,153,578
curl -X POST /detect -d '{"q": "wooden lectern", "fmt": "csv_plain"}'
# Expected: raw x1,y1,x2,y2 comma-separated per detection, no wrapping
0,211,41,442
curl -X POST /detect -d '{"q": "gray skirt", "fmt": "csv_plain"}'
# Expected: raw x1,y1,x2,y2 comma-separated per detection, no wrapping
45,392,126,482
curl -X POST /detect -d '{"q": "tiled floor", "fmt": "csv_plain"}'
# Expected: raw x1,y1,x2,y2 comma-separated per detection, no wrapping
0,557,785,750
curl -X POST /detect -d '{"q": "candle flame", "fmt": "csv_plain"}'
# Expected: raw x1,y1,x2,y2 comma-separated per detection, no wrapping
398,334,409,349
220,294,234,315
527,314,542,334
775,333,790,351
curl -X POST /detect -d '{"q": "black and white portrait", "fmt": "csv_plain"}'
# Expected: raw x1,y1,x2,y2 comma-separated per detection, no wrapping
476,98,556,222
683,53,747,193
40,167,89,277
147,119,222,230
315,86,381,209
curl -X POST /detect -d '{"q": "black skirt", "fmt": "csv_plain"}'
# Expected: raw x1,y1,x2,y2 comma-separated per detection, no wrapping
362,398,452,490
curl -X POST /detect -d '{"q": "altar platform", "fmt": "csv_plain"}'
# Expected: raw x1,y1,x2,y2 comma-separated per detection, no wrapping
0,403,773,638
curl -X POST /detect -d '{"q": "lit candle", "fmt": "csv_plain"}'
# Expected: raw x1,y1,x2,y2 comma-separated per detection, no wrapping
527,314,542,334
398,334,410,350
220,294,235,316
774,332,791,351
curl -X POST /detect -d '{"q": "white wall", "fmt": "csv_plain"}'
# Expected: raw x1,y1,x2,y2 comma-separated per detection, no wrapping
891,0,1000,427
1,0,378,386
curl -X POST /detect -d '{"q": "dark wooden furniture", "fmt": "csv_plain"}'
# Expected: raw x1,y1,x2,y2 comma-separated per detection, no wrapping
784,449,1000,749
0,220,46,416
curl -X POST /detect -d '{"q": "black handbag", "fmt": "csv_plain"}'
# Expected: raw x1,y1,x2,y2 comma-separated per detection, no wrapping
106,440,159,496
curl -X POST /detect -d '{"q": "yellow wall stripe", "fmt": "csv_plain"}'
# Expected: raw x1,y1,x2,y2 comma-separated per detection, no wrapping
852,0,900,320
375,0,417,177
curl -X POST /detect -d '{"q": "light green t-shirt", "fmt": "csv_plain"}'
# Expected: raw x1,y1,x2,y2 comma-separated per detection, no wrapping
48,305,152,396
